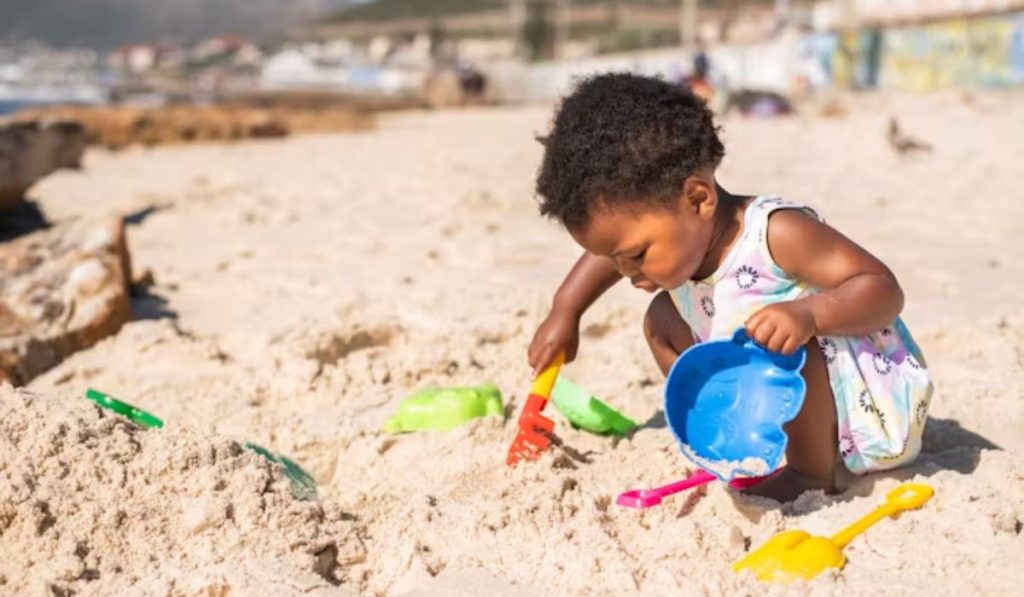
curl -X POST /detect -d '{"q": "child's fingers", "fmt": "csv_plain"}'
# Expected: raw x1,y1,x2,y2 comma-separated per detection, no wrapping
527,342,540,369
749,319,777,347
529,341,553,372
532,345,555,377
745,310,765,332
746,311,773,341
765,328,789,353
781,336,802,355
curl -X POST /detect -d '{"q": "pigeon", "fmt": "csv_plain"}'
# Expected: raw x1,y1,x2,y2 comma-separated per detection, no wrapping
888,117,933,154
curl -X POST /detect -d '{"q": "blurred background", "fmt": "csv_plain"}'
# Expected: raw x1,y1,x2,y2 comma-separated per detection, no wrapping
1,0,1022,115
3,0,1022,215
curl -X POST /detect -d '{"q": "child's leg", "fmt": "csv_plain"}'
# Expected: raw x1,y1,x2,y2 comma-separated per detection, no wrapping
643,291,694,376
747,339,849,502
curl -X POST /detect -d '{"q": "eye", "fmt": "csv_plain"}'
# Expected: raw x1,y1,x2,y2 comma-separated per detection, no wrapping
632,248,648,262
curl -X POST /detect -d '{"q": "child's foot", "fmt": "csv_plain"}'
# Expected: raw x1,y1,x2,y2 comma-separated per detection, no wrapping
743,465,844,503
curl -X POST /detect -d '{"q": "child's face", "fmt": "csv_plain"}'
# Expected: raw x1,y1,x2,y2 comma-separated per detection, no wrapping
569,187,717,291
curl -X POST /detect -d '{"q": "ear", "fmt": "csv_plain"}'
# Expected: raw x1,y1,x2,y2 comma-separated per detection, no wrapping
679,175,718,220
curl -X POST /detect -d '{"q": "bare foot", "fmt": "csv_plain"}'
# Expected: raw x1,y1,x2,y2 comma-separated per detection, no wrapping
743,465,841,503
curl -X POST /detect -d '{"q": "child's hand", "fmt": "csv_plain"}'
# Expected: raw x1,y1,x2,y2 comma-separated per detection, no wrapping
745,301,817,355
528,307,580,376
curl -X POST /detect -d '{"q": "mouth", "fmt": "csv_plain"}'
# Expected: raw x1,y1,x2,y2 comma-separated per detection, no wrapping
631,277,658,292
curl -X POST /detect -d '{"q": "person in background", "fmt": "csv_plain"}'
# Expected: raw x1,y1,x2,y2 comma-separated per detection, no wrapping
684,42,715,103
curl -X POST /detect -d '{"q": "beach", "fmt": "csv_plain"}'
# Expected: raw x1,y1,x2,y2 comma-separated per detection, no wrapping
3,90,1024,594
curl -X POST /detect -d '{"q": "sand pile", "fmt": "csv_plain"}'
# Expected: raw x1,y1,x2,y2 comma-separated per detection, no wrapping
6,320,1023,595
322,321,1024,595
0,385,365,595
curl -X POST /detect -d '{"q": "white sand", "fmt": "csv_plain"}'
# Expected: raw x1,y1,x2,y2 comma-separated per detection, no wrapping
5,91,1023,594
0,385,363,594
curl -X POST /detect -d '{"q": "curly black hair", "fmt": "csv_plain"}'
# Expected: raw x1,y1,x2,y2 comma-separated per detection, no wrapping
535,72,725,230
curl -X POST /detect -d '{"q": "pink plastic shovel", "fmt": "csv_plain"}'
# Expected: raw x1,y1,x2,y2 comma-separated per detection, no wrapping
616,470,766,509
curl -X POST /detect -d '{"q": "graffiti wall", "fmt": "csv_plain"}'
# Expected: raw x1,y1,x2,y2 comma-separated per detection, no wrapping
880,12,1024,90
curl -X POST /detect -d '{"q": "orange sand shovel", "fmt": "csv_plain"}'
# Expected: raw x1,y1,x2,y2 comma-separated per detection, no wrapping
506,352,565,466
733,482,934,582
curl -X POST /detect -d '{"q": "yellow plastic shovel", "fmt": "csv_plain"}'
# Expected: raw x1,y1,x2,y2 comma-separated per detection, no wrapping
733,482,934,582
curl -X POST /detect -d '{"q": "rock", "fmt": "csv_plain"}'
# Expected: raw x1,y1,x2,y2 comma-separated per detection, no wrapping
14,105,292,150
0,218,132,385
15,98,394,149
0,119,86,209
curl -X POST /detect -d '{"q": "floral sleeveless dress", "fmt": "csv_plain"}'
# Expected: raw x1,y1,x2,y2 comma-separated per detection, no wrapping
668,196,933,474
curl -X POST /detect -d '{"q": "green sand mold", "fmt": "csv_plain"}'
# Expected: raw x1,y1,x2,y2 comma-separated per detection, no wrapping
85,388,318,501
384,384,503,433
244,443,318,501
86,388,165,429
551,377,637,436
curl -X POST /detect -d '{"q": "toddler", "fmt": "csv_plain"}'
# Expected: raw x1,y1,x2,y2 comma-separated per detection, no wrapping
527,73,933,502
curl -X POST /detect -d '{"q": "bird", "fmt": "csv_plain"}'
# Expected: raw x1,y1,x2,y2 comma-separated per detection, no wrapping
888,117,932,155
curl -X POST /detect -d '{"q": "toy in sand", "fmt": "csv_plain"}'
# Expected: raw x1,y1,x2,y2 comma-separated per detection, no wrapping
85,388,318,500
550,377,637,436
384,384,503,433
734,482,934,582
665,329,807,481
616,469,767,509
506,353,563,466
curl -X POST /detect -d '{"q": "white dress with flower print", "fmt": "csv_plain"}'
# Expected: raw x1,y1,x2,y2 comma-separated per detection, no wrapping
668,196,933,475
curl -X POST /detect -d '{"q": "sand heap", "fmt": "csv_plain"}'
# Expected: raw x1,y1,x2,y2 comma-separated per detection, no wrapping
329,349,1024,596
0,385,365,595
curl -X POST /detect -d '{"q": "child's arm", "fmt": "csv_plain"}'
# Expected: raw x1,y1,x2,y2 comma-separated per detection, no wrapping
528,252,623,374
746,210,905,355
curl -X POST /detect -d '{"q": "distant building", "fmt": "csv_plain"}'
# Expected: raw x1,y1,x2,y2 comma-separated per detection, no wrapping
261,48,338,89
109,45,158,73
300,0,789,63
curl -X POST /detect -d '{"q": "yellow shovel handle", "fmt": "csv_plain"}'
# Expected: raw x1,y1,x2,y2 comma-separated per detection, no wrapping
830,482,934,549
530,351,565,398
